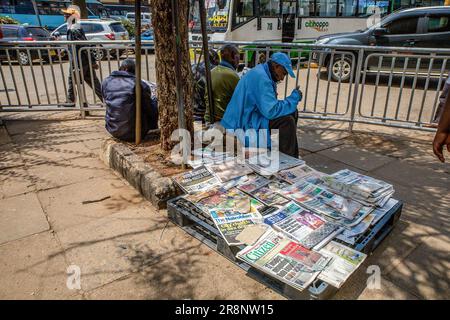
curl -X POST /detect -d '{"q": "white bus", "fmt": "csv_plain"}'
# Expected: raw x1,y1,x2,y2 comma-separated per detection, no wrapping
188,0,445,43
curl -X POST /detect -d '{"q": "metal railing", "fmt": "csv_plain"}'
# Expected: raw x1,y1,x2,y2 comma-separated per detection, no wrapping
1,40,449,130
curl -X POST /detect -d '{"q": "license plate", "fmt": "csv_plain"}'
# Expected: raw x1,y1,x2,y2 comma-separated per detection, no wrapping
50,50,56,56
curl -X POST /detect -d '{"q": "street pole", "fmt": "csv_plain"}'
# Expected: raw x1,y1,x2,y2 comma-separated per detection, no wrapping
135,0,142,145
171,0,187,168
198,0,215,123
31,0,42,27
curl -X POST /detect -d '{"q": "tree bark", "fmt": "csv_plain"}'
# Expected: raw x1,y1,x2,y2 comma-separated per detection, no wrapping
150,0,194,151
72,0,88,19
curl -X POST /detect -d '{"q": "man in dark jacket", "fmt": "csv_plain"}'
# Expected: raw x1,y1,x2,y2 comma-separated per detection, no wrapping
102,59,158,142
191,49,220,122
62,5,103,106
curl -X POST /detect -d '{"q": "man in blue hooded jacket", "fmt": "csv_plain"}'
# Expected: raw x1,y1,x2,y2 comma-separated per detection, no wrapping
102,59,158,142
220,52,302,158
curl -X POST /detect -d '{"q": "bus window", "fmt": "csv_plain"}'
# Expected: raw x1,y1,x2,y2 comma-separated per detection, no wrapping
189,0,230,32
0,0,34,14
260,0,281,17
37,1,68,15
298,0,314,16
316,0,338,17
232,0,255,28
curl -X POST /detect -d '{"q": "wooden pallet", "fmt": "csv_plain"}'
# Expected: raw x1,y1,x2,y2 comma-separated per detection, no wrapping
167,197,402,300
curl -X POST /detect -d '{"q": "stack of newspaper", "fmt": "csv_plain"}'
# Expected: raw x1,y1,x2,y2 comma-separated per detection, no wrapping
246,152,305,176
323,169,394,207
279,180,365,222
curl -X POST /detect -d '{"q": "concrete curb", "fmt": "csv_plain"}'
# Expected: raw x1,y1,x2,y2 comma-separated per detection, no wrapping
100,138,180,209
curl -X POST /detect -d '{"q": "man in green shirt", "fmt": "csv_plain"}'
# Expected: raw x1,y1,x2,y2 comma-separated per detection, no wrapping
204,45,240,124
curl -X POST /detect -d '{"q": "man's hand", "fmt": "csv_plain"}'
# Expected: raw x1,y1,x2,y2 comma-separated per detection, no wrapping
295,86,303,101
92,63,99,70
433,131,450,163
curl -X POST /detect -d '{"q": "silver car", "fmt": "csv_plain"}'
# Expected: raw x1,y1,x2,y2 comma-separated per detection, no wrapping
51,19,129,60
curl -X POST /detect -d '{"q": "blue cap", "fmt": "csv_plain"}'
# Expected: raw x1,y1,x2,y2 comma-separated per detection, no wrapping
270,52,295,78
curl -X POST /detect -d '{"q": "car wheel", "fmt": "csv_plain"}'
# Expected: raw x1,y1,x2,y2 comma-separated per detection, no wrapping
17,51,30,65
92,48,105,61
330,56,353,83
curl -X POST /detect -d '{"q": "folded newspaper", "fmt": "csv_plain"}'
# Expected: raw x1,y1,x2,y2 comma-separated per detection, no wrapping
172,165,221,194
246,152,305,176
188,148,235,169
210,209,256,246
207,159,253,183
277,165,323,185
279,180,363,220
318,241,367,288
323,169,394,207
236,230,331,291
263,202,343,249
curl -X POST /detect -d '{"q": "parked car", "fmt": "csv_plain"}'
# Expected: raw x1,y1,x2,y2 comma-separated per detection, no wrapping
125,12,151,28
0,24,57,65
50,19,129,61
313,6,450,82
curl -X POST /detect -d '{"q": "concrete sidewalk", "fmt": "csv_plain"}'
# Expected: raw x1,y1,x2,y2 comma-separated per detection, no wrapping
0,112,448,300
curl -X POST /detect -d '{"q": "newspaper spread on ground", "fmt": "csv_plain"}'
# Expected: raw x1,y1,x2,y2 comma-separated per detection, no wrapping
279,180,363,220
236,230,330,291
323,169,394,206
210,209,256,246
263,202,342,249
207,159,253,183
172,165,221,194
277,165,323,185
246,152,305,176
318,241,367,288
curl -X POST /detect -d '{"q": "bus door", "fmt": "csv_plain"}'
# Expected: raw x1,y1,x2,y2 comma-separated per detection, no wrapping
281,0,296,43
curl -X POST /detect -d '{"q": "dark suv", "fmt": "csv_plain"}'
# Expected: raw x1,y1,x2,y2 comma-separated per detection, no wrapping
314,6,450,82
0,25,57,65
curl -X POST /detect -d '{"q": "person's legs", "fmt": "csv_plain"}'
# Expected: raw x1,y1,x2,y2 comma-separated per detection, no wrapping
269,113,299,158
67,67,76,103
83,67,103,102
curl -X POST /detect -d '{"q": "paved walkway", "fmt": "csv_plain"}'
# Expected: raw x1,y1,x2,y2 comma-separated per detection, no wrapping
0,112,448,300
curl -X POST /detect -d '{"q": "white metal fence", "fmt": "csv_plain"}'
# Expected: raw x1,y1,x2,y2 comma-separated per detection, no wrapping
1,40,449,131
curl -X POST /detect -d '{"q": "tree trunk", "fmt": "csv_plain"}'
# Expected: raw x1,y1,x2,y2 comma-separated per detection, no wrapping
72,0,88,19
150,0,194,151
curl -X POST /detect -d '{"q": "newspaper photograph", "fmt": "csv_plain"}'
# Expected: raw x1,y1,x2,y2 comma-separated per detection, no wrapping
251,186,291,207
195,187,266,216
263,202,342,249
318,241,367,288
172,165,221,194
211,212,255,246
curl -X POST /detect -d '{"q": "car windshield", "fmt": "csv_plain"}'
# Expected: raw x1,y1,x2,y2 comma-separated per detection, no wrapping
110,23,126,33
